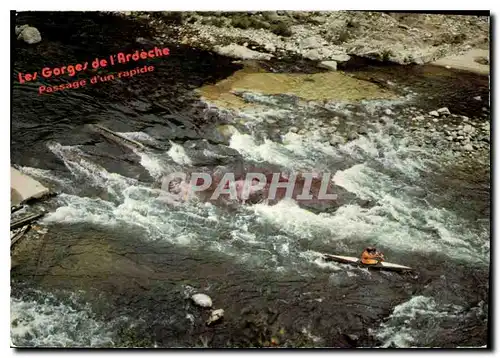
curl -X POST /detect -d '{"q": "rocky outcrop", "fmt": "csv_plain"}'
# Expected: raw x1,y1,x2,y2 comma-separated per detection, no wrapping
129,11,488,66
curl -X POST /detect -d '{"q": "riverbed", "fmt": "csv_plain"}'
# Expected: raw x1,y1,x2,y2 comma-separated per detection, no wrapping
11,11,490,348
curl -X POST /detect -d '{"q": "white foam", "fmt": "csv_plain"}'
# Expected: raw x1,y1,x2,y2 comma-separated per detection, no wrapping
11,291,117,347
167,142,193,166
374,296,463,348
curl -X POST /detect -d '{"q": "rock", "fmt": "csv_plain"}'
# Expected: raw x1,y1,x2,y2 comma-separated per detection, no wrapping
191,293,212,308
289,126,299,133
432,118,439,123
299,35,327,49
384,109,393,115
462,144,473,151
318,61,337,71
298,129,307,135
206,308,224,326
414,115,425,121
329,135,345,146
329,53,351,62
437,107,451,116
429,110,439,117
463,124,475,134
474,96,482,101
347,132,359,141
446,136,453,141
17,26,42,44
213,44,273,61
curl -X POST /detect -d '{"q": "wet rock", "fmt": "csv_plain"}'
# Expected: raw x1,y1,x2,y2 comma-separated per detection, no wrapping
214,44,273,60
429,111,439,117
206,308,224,326
318,61,337,71
16,26,42,44
437,107,451,116
474,96,482,101
191,293,212,308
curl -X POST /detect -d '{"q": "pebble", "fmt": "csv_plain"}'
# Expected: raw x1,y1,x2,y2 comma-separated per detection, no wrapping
474,96,482,101
289,126,298,133
191,293,212,308
432,118,439,123
462,144,474,151
384,109,393,115
429,111,439,117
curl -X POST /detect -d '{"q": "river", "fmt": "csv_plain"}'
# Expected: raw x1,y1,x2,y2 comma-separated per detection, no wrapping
11,11,490,348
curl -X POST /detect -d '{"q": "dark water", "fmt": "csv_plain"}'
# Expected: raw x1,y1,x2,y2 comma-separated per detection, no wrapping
11,11,490,348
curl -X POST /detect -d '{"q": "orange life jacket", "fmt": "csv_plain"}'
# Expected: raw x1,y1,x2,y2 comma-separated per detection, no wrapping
361,250,381,265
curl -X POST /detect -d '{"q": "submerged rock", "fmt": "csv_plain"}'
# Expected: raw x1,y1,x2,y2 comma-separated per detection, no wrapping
191,293,213,308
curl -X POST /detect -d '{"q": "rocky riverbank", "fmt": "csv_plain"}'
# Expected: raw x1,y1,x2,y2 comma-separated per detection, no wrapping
118,11,489,70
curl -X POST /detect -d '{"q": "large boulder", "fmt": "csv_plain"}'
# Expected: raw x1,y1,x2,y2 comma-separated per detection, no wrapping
16,25,41,44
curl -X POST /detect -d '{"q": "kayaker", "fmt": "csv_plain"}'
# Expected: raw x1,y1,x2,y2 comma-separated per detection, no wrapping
360,246,385,265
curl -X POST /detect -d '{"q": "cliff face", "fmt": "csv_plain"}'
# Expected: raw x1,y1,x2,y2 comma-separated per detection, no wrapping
121,11,489,67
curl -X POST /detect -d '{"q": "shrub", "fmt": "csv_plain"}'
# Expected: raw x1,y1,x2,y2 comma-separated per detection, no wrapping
271,22,292,37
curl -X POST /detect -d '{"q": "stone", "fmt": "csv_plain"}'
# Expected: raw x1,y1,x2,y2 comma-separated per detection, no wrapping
191,293,212,308
474,96,482,101
17,26,42,44
446,136,453,141
429,111,439,117
432,118,439,123
347,132,359,141
437,107,451,116
384,109,393,115
329,53,351,62
462,144,473,151
329,135,345,146
289,126,299,133
318,61,337,71
463,124,475,134
414,115,425,121
213,44,273,61
299,35,327,49
206,308,224,325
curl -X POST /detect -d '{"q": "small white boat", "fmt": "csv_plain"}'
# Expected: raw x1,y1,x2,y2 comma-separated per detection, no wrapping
323,254,413,272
